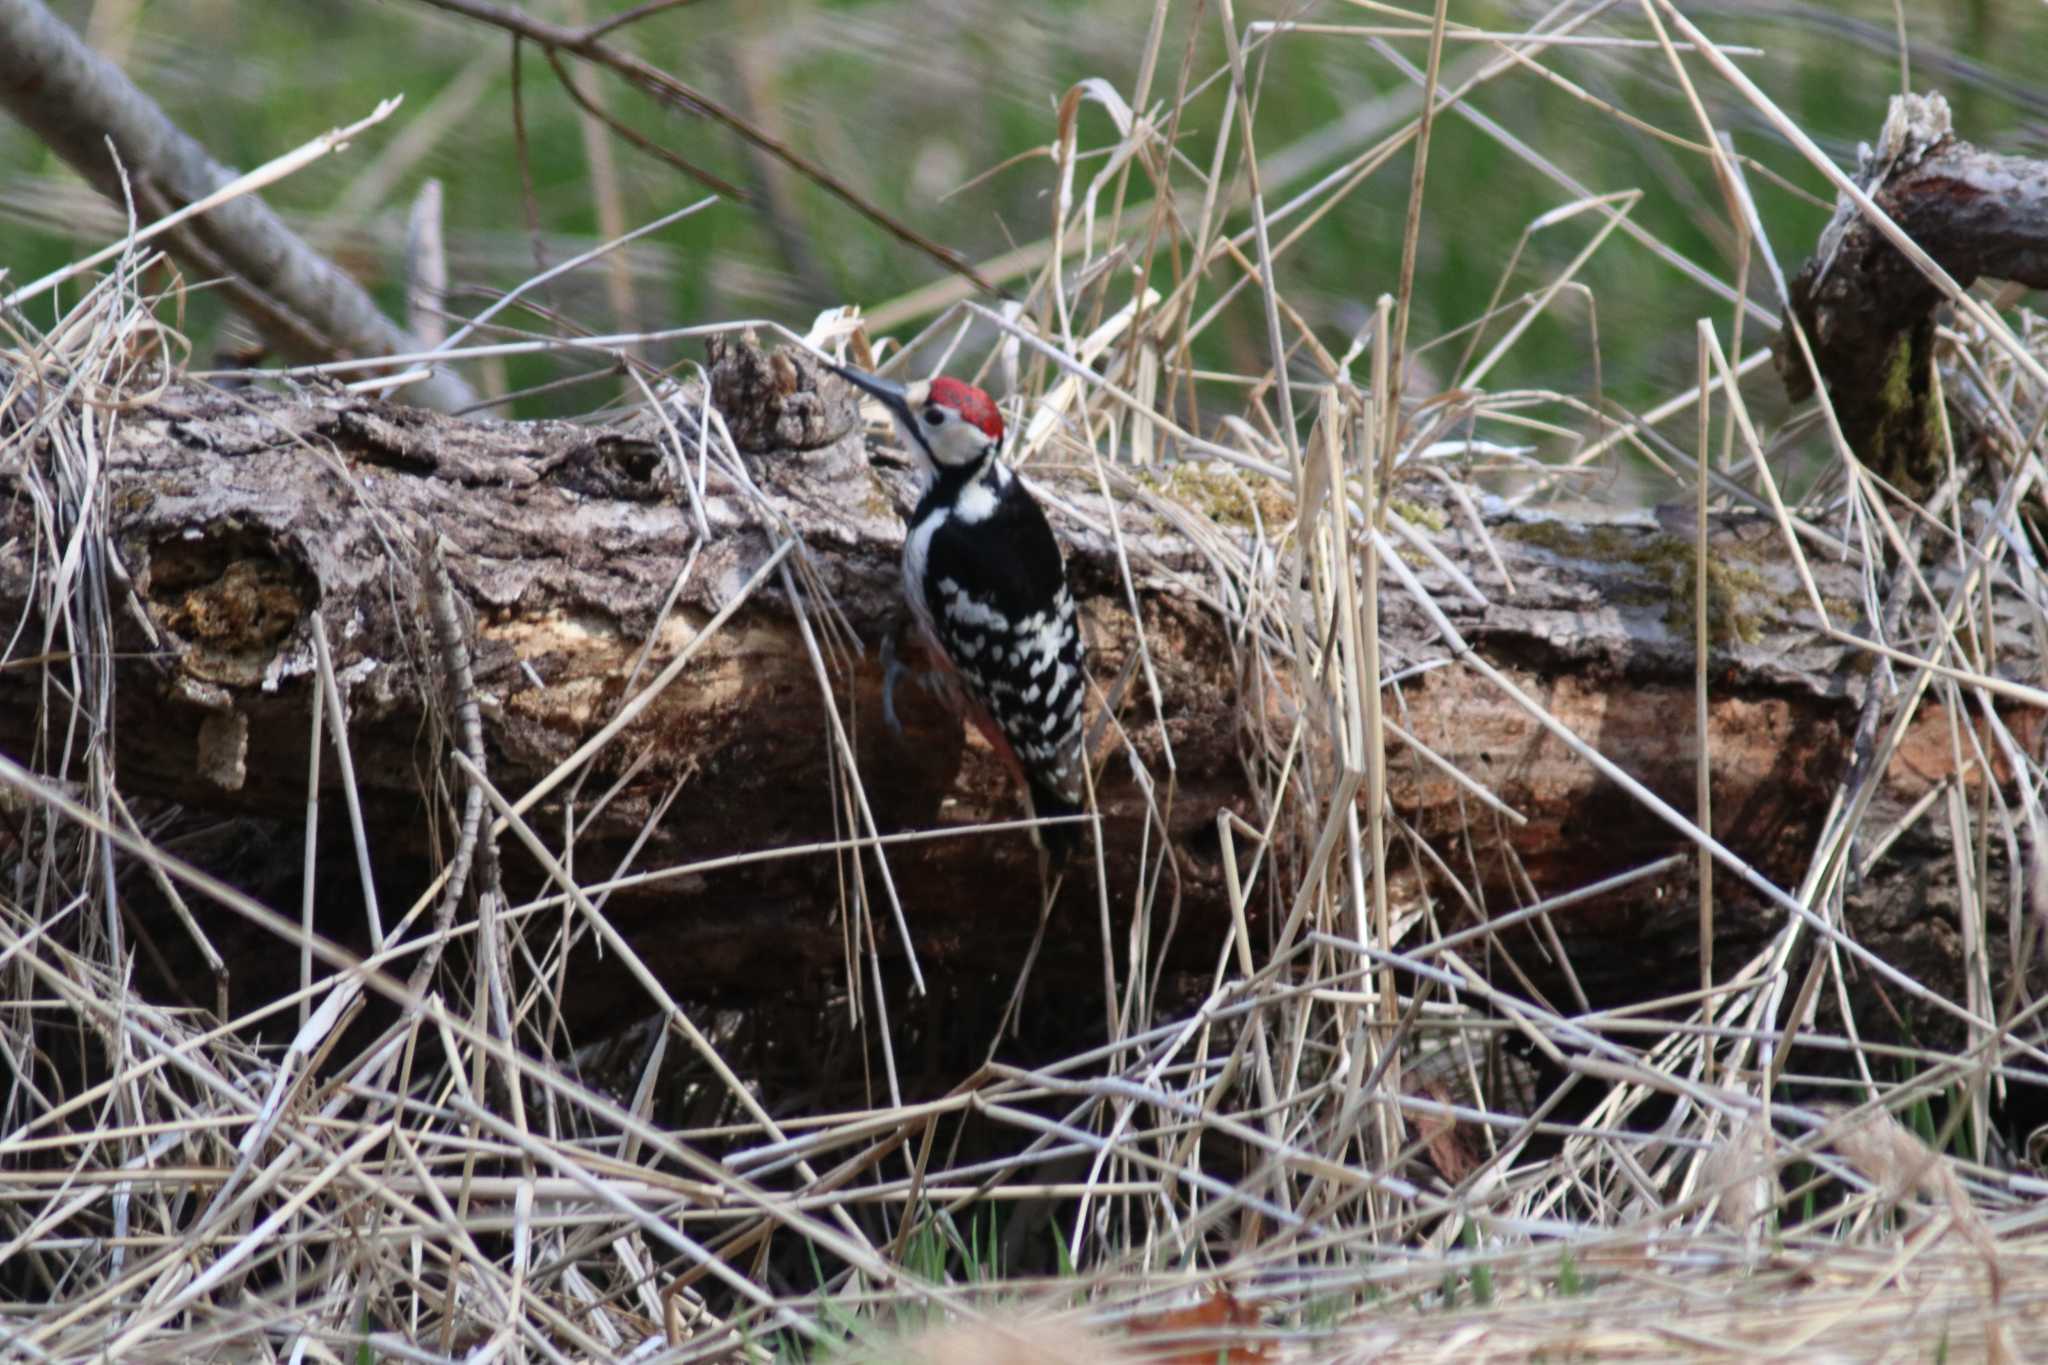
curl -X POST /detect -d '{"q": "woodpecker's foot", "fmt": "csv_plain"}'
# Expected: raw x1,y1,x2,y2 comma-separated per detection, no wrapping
881,623,974,737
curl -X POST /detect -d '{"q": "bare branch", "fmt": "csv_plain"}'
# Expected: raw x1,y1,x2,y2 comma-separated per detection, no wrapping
409,0,1007,299
0,0,477,411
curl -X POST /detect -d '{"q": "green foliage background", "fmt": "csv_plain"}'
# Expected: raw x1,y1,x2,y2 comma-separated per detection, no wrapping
4,0,2045,434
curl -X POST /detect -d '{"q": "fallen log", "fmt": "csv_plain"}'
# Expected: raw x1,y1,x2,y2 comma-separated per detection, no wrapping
0,342,2025,1037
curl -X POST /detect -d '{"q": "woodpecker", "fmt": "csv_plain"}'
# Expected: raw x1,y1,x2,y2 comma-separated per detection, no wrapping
827,361,1088,864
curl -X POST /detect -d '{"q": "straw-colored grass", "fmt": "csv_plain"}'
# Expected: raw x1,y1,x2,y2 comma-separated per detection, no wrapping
4,4,2047,1362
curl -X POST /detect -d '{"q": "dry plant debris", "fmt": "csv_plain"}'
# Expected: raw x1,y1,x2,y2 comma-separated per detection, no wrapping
3,5,2048,1364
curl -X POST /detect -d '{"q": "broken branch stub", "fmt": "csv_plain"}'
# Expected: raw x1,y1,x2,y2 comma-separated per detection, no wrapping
1778,92,2048,492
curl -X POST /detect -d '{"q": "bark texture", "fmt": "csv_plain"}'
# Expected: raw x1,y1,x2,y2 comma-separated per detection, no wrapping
1779,92,2048,491
0,344,2029,1038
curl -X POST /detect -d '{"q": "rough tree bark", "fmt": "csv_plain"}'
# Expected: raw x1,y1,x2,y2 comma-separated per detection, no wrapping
0,338,2025,1039
1779,92,2048,495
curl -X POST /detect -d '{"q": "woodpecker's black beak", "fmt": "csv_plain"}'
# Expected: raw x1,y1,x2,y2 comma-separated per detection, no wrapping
825,361,915,428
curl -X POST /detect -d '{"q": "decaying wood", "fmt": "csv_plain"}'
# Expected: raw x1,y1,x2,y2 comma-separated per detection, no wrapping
0,344,2029,1035
1779,92,2048,493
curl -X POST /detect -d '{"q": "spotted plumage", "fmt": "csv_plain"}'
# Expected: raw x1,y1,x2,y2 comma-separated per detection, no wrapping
828,361,1088,862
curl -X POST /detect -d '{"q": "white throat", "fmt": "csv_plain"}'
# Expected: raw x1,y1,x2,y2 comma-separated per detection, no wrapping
953,460,1012,523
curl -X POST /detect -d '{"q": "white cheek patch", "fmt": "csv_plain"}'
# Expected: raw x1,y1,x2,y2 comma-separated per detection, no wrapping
891,416,940,484
932,425,1000,467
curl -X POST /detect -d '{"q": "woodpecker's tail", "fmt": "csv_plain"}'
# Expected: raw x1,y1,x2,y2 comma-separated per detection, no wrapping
1026,777,1085,869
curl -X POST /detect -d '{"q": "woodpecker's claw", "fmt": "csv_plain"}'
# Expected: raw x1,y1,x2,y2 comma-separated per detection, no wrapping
880,630,909,738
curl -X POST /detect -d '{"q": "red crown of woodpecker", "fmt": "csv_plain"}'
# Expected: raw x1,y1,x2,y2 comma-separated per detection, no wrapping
930,376,1004,442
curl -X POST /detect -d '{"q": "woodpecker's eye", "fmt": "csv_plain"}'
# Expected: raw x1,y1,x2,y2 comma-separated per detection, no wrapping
922,406,944,426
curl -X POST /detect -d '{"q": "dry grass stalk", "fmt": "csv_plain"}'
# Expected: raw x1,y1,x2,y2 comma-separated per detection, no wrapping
4,4,2048,1362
